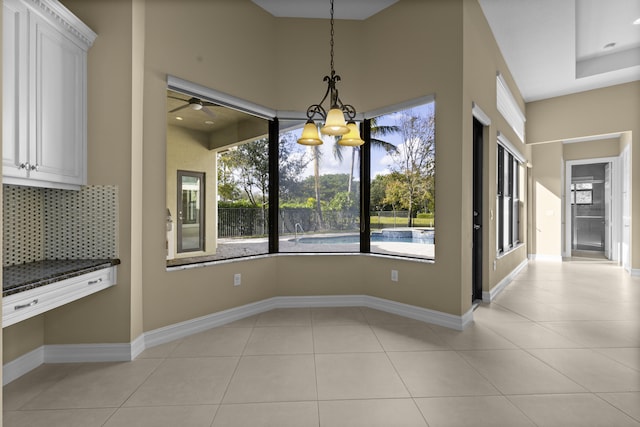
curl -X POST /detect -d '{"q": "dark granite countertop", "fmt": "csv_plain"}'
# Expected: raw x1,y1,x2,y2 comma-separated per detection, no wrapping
3,259,120,297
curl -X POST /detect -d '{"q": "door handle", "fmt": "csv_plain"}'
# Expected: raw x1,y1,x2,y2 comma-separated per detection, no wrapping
473,224,481,230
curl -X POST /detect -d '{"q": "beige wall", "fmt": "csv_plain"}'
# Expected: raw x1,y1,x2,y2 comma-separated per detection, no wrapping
166,125,217,258
530,142,564,258
462,0,529,294
2,317,43,364
526,82,639,268
141,0,489,324
40,0,137,346
141,0,279,333
2,0,530,367
12,0,618,377
129,0,145,349
563,138,620,161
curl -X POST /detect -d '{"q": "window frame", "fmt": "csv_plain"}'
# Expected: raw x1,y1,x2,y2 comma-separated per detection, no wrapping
167,76,439,266
176,170,205,253
496,132,524,256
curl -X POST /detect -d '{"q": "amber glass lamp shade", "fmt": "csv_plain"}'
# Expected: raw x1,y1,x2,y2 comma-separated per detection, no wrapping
321,108,349,135
338,121,364,146
297,120,323,146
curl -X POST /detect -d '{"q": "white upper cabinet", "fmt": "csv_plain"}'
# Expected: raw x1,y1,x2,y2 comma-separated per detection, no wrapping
2,0,96,190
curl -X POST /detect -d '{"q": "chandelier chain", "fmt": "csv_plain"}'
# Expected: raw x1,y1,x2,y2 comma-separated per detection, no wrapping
330,0,335,75
297,0,363,146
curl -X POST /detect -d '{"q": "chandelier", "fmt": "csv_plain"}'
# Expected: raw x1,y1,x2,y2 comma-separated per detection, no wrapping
297,0,364,147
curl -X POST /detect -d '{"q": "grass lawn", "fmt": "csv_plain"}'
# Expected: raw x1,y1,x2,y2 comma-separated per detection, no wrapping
370,213,434,228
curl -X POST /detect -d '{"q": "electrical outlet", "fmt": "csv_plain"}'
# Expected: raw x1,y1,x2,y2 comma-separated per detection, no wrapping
233,273,241,286
391,270,398,282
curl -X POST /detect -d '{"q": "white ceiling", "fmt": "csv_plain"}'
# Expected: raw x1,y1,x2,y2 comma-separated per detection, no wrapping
254,0,640,102
251,0,398,20
478,0,640,101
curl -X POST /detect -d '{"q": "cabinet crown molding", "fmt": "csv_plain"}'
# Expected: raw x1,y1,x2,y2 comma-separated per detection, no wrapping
26,0,97,48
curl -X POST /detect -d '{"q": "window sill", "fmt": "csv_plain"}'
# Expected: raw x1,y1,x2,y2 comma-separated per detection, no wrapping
497,242,525,260
166,251,435,272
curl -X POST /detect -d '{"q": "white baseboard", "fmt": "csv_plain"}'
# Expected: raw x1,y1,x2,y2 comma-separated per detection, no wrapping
131,334,146,360
144,294,472,351
4,339,143,385
3,347,44,386
4,295,472,384
45,343,135,364
630,268,640,277
482,259,528,302
143,297,280,348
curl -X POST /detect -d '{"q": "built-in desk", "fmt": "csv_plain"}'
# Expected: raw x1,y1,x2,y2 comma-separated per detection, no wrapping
2,259,119,327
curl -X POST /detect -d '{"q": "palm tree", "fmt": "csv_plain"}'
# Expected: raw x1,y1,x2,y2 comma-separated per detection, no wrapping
311,119,400,230
312,145,323,228
337,118,400,197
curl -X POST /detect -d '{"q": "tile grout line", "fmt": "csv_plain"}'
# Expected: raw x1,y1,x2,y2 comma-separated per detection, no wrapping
210,322,256,424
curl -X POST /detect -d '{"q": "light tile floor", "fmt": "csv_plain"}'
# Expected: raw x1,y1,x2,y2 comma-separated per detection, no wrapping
4,259,640,426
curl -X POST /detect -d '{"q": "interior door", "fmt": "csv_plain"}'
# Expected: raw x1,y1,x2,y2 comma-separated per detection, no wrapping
472,118,483,302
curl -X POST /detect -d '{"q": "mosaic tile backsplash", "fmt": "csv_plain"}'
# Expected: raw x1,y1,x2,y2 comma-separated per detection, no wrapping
3,185,119,266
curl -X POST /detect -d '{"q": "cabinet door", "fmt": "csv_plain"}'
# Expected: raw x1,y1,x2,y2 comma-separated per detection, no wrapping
30,13,86,186
2,0,29,178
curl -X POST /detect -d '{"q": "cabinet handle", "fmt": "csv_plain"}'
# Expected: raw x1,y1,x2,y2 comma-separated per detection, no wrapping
29,163,39,171
15,299,38,310
19,162,30,170
88,278,103,285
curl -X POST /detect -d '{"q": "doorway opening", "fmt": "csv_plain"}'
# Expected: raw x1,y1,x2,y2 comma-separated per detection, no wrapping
565,157,620,261
472,116,485,302
570,163,608,257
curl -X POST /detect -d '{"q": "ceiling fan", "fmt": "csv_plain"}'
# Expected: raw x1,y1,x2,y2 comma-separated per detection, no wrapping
168,95,216,119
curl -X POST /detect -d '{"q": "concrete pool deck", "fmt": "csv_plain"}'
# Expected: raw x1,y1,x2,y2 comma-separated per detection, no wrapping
167,233,434,267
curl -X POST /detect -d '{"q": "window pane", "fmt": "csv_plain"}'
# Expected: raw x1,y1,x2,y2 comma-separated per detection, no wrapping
177,171,204,252
497,146,504,252
166,89,269,266
369,102,435,260
216,138,270,258
497,144,522,253
513,162,520,244
278,121,360,253
503,195,511,250
575,190,592,204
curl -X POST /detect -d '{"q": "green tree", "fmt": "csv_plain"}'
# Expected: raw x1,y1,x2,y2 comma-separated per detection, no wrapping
217,153,241,201
333,118,400,197
371,173,396,211
279,132,311,202
388,109,435,226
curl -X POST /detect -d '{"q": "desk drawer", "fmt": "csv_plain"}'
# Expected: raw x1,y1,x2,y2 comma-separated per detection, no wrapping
3,266,116,327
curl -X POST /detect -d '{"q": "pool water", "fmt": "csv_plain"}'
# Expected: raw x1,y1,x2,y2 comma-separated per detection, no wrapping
295,232,434,245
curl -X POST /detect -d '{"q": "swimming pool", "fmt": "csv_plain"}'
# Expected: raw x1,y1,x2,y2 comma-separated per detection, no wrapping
294,230,434,245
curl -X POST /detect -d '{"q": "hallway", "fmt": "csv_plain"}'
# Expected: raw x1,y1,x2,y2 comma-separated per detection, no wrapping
3,259,640,426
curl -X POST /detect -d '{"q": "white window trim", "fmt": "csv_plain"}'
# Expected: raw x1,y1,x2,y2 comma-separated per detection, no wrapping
496,73,525,143
167,75,276,120
496,134,523,255
472,101,491,126
363,94,436,119
497,131,525,163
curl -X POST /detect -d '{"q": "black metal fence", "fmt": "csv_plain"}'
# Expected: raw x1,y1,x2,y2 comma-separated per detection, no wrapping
218,207,359,238
218,208,428,237
218,208,268,238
